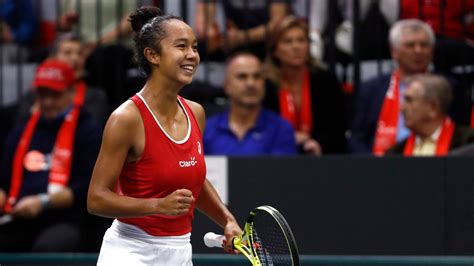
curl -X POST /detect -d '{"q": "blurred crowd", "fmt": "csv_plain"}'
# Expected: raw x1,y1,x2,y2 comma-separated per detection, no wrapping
0,0,473,252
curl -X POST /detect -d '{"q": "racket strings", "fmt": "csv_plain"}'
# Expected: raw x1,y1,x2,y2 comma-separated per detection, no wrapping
252,213,293,265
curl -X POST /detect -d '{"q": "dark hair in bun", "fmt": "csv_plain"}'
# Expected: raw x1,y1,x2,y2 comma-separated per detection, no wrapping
130,6,182,76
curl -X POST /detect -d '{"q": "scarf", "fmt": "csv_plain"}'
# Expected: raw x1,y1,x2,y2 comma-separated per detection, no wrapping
373,70,400,156
4,83,86,213
278,68,313,133
403,118,455,156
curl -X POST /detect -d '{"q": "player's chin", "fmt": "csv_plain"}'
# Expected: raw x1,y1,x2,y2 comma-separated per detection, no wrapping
178,75,194,86
182,70,196,80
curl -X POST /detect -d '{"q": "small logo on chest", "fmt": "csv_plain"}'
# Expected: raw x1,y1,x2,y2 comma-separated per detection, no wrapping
179,156,197,168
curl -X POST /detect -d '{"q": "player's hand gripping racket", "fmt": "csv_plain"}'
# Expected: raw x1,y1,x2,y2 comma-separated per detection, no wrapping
204,205,299,265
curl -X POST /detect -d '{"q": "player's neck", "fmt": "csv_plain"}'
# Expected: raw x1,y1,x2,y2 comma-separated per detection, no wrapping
140,80,180,118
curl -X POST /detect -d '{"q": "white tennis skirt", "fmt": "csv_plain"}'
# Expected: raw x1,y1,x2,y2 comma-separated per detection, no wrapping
97,219,192,266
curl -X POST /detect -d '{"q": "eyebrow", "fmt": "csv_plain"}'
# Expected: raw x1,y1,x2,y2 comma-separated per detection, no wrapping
173,38,197,44
235,70,262,76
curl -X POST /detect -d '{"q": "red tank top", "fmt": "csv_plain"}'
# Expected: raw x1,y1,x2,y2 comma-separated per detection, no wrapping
118,94,206,236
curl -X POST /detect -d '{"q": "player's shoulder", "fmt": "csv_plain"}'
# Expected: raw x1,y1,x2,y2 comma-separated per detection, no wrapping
182,98,206,132
106,100,142,130
183,98,205,118
183,98,204,112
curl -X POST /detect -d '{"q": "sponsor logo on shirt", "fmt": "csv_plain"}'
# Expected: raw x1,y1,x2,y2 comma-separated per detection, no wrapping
197,141,202,155
179,156,197,168
24,150,50,172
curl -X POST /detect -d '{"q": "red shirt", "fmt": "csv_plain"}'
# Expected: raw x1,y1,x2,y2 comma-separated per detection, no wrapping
400,0,474,40
118,95,206,236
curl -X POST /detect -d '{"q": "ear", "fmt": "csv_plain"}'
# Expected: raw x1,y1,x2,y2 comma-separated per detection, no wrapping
144,47,160,66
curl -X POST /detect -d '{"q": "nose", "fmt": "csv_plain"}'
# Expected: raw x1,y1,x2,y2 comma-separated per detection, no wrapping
185,47,199,61
42,95,54,106
290,40,300,51
72,54,81,64
245,77,257,88
413,44,421,53
38,96,54,115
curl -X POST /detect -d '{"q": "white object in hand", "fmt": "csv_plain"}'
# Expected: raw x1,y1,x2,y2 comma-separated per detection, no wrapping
203,232,225,248
0,214,12,225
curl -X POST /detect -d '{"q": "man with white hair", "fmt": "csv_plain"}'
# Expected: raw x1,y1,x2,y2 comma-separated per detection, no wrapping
349,19,437,155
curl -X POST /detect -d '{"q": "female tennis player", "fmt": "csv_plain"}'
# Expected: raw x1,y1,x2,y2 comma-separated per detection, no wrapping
87,6,241,265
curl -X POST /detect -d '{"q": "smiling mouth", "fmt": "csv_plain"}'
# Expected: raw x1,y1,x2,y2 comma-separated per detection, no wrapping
181,64,195,74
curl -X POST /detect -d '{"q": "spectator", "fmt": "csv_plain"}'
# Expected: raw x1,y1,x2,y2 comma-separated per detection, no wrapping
204,52,297,155
194,0,288,59
60,0,138,45
17,33,109,126
349,19,436,155
58,1,142,109
263,16,347,155
0,59,101,251
9,0,79,62
0,0,37,45
379,0,474,127
294,0,390,61
51,33,87,78
34,0,78,48
387,74,474,156
379,0,474,74
50,33,109,125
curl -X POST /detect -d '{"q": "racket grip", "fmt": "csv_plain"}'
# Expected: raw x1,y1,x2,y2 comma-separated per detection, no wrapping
204,232,225,248
0,214,12,226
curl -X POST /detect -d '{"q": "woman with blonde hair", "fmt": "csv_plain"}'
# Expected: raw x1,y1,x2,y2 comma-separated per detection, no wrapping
264,16,347,155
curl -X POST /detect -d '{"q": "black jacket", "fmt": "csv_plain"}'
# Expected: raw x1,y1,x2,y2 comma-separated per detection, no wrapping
263,67,347,154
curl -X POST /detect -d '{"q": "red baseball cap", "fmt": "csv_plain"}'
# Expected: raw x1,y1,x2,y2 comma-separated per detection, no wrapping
32,59,75,92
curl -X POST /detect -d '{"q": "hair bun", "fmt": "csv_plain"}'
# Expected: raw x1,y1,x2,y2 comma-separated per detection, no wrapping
130,6,162,33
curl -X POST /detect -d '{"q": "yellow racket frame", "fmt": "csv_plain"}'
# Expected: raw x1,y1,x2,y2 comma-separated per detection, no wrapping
231,205,299,266
232,213,262,266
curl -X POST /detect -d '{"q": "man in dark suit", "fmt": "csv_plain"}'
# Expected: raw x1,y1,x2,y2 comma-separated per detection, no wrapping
349,19,436,155
387,74,474,156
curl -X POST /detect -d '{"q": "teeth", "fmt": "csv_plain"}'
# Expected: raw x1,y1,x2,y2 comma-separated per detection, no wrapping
182,65,194,71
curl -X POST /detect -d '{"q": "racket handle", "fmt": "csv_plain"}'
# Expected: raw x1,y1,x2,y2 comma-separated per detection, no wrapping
0,214,12,226
203,232,225,248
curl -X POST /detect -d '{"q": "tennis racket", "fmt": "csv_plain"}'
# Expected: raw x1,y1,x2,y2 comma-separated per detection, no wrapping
204,205,299,266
